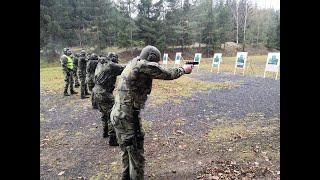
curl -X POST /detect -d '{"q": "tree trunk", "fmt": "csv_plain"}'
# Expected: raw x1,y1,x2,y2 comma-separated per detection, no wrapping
129,1,133,55
243,0,248,51
257,23,259,46
236,2,239,44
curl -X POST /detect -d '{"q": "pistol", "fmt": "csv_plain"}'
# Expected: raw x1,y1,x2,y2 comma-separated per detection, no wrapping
185,61,199,65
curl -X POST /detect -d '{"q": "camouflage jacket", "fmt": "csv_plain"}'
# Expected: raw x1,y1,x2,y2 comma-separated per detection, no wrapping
114,57,185,110
94,60,125,93
78,56,87,73
73,56,79,70
86,58,99,80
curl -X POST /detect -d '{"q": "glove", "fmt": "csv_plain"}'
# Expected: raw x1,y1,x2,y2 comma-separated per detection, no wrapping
182,65,193,74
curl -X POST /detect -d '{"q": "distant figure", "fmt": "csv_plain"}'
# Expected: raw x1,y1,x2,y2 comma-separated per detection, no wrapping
78,50,90,99
73,53,80,88
60,48,78,96
86,53,99,109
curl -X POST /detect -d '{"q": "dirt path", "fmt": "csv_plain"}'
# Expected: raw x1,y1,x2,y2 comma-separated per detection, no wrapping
40,73,280,180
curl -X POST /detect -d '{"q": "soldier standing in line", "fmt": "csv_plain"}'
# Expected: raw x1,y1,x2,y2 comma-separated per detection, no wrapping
78,50,91,99
110,46,194,179
93,52,125,145
86,53,99,109
60,48,78,96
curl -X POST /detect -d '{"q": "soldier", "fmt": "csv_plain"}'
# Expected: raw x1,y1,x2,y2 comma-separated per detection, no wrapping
60,48,78,96
93,52,125,145
73,53,80,88
78,50,91,99
86,53,99,109
110,45,193,180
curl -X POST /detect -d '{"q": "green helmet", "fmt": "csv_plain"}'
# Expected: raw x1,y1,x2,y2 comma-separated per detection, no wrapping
91,53,98,60
80,50,86,56
107,52,119,63
63,48,70,55
139,45,161,62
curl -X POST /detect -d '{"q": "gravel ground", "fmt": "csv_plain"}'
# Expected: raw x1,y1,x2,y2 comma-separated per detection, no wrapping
142,72,279,136
40,72,280,179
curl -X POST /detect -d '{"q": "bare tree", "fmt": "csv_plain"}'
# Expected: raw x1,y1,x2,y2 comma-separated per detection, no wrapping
229,0,239,44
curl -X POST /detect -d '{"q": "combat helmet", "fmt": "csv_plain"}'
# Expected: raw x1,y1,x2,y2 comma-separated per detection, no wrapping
80,50,86,56
63,48,70,55
107,52,119,63
139,45,161,62
91,53,98,60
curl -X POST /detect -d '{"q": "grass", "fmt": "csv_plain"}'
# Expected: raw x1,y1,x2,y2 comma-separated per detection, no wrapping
40,55,274,93
160,55,279,79
149,76,241,106
208,113,278,142
40,64,241,96
207,113,280,164
40,67,64,93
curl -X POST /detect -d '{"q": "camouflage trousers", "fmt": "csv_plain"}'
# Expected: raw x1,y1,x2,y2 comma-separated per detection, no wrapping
86,76,98,108
94,89,116,137
73,68,80,86
78,71,88,97
111,103,145,180
86,76,95,92
63,70,74,93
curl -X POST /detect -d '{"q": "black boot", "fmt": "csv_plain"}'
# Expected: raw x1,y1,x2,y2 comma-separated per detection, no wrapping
109,135,119,146
81,95,89,99
63,89,70,96
103,122,108,138
70,89,78,94
85,87,91,95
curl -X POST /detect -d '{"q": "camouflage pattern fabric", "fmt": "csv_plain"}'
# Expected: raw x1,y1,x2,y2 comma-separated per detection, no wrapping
73,55,80,87
93,59,125,137
60,54,75,93
86,58,99,108
78,55,89,97
110,57,185,180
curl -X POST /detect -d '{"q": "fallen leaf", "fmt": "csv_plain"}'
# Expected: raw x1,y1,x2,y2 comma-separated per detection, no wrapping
210,175,219,180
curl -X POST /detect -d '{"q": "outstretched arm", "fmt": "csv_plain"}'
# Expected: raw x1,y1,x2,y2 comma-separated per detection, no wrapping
140,61,189,80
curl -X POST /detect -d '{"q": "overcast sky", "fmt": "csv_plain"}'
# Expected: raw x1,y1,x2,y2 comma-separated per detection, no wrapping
255,0,280,10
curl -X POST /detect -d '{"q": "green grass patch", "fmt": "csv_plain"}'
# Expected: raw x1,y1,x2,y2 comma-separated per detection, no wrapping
150,76,240,106
40,67,64,93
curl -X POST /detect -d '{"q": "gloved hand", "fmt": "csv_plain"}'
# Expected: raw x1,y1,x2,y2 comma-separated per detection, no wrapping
182,65,193,74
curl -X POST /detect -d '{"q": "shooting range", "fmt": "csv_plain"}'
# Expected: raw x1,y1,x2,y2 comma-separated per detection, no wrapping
174,52,182,67
162,53,168,66
41,0,280,178
264,52,280,80
234,52,248,75
211,53,222,73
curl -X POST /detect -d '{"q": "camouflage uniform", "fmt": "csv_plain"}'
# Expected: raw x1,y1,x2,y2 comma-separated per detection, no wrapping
78,50,90,99
110,46,186,180
86,54,99,108
93,53,125,145
60,48,78,96
73,53,80,87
